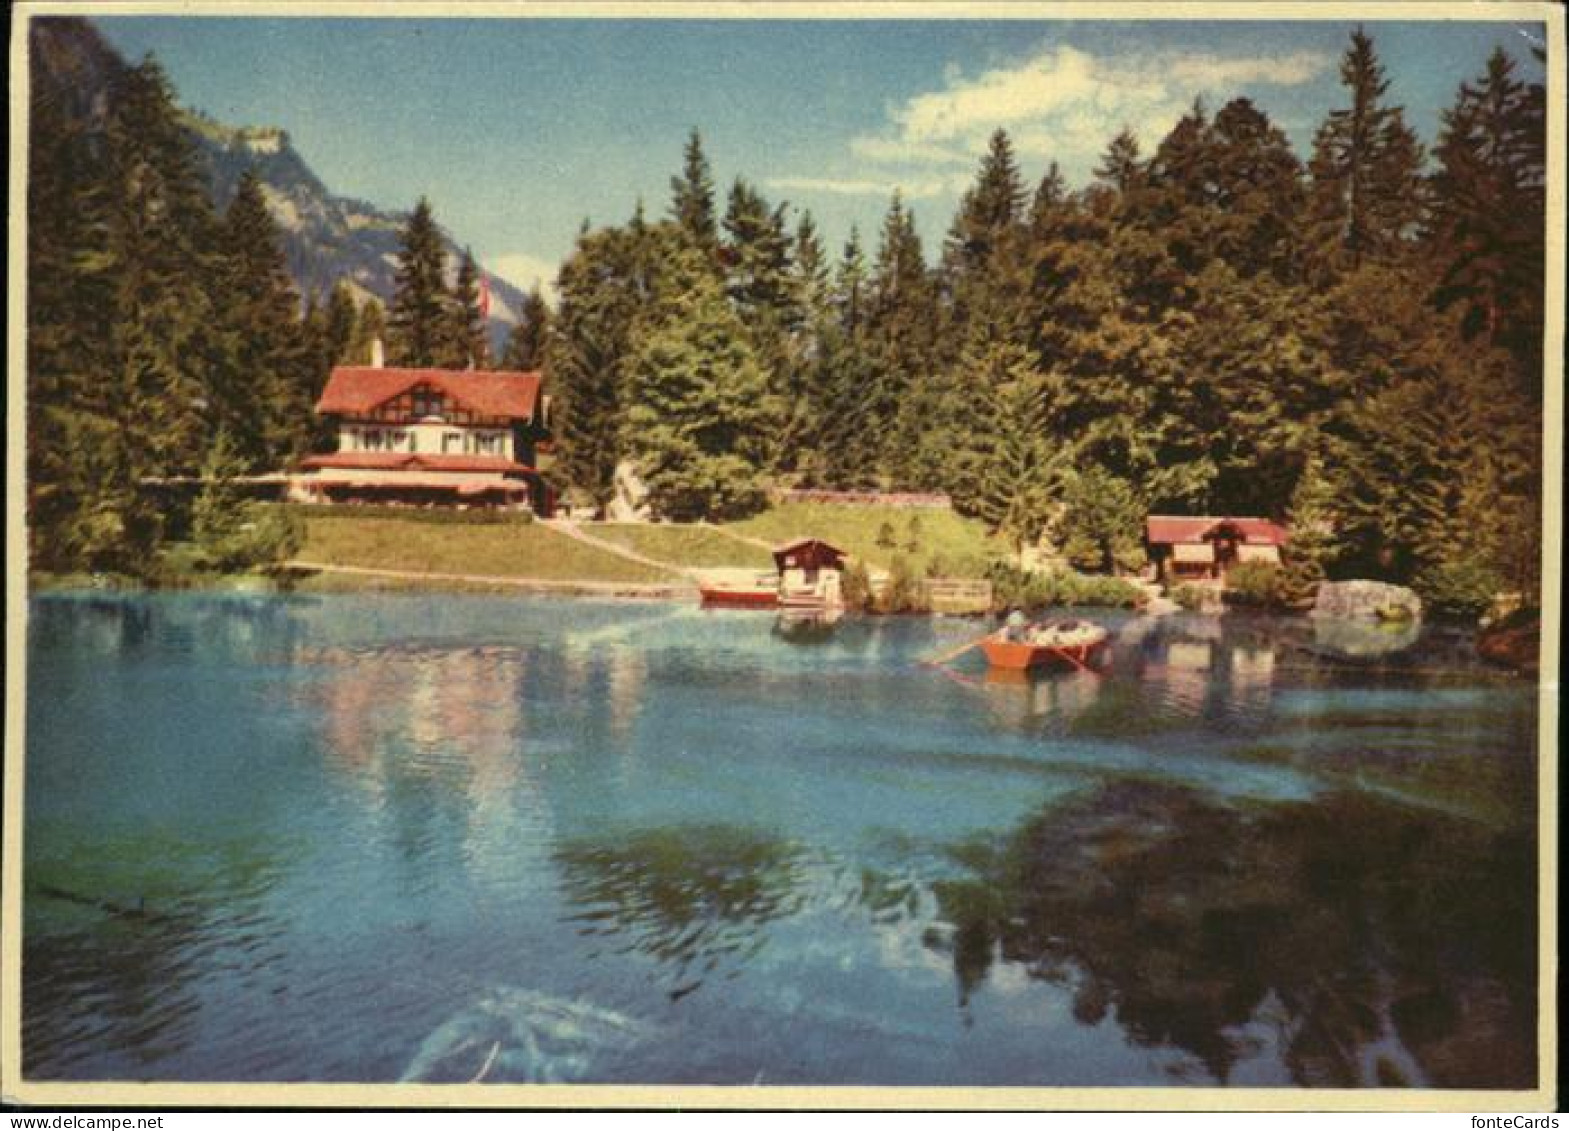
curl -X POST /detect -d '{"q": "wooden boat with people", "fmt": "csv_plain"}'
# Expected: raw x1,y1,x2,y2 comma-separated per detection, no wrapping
979,617,1110,672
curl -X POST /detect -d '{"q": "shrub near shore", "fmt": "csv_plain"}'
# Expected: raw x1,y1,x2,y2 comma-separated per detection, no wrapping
986,562,1143,613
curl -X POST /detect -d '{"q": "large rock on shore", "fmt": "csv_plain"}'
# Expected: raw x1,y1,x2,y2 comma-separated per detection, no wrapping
1313,579,1423,622
605,460,653,523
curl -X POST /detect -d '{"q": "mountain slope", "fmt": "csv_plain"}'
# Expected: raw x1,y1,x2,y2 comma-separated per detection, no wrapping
30,16,533,352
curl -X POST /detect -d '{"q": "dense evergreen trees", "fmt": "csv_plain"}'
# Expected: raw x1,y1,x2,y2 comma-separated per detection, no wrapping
27,51,315,572
27,43,391,574
26,28,1548,613
539,30,1545,612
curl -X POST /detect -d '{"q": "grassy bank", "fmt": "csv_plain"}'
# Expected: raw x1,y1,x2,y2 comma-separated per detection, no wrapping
296,512,678,585
32,504,1138,611
587,523,774,569
727,502,1004,575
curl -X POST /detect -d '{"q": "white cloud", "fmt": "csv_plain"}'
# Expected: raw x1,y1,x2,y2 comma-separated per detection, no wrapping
850,42,1333,183
847,136,974,167
1166,50,1332,89
765,175,948,200
486,252,560,301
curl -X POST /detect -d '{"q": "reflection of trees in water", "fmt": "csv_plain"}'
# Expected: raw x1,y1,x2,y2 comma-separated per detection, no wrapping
31,593,310,662
554,825,810,1000
24,904,207,1076
929,780,1535,1087
24,832,284,1078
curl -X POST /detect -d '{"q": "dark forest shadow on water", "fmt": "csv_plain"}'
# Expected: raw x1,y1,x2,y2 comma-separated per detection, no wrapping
23,829,289,1078
927,779,1536,1088
554,825,812,1002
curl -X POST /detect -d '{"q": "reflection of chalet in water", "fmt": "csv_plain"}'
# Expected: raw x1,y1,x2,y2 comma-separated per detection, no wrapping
1145,516,1290,584
293,357,552,512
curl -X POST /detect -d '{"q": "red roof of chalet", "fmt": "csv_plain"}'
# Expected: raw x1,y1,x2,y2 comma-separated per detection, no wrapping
772,538,847,571
1145,516,1290,546
299,452,538,475
315,367,542,420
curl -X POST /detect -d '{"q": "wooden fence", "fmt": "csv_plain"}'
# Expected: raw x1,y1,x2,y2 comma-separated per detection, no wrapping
923,577,993,615
780,489,953,509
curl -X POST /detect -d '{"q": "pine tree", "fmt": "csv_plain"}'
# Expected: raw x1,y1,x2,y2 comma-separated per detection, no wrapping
191,430,303,572
212,169,311,466
1279,451,1342,605
783,211,834,482
670,128,719,257
94,55,224,477
347,297,386,365
943,128,1032,346
442,249,488,369
548,221,682,505
1166,264,1344,514
51,413,167,574
946,343,1070,554
1028,162,1068,237
388,196,448,366
1209,98,1307,280
722,179,795,319
1429,48,1546,380
1059,465,1146,575
321,282,359,366
1093,128,1145,199
809,229,880,488
503,285,552,370
834,227,869,338
27,43,117,564
621,249,775,520
946,128,1026,278
792,211,831,322
1307,28,1427,274
868,193,941,485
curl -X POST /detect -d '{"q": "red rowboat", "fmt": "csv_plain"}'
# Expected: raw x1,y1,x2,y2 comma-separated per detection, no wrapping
698,572,781,608
979,619,1110,672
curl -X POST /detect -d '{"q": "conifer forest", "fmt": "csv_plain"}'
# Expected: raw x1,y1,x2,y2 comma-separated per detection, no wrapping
27,23,1549,617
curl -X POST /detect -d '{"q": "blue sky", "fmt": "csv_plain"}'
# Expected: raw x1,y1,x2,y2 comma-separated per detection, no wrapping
92,13,1547,296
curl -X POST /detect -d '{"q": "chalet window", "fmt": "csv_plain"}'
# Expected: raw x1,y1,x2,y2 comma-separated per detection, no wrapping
413,389,445,419
443,432,463,454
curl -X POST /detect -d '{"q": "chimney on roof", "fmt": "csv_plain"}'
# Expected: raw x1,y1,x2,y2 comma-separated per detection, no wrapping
370,337,384,369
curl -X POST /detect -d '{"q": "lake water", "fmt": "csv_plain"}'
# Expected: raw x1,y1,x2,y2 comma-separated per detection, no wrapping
22,592,1540,1089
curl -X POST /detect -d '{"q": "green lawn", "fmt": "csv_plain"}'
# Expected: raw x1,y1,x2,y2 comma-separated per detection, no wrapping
587,523,775,569
298,514,678,584
727,502,1004,575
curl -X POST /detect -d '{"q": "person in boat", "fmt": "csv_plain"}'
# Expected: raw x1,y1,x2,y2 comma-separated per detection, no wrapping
1003,609,1028,642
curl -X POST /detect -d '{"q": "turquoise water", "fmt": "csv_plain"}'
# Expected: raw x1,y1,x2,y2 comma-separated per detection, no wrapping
23,592,1538,1088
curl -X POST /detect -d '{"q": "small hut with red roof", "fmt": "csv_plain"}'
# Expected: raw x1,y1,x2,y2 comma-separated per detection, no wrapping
293,360,552,513
1145,516,1290,584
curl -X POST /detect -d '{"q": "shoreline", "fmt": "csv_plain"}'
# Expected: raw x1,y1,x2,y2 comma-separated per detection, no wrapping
284,560,696,600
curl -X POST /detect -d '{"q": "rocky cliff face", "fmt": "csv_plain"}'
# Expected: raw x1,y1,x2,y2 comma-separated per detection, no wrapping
30,16,532,352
